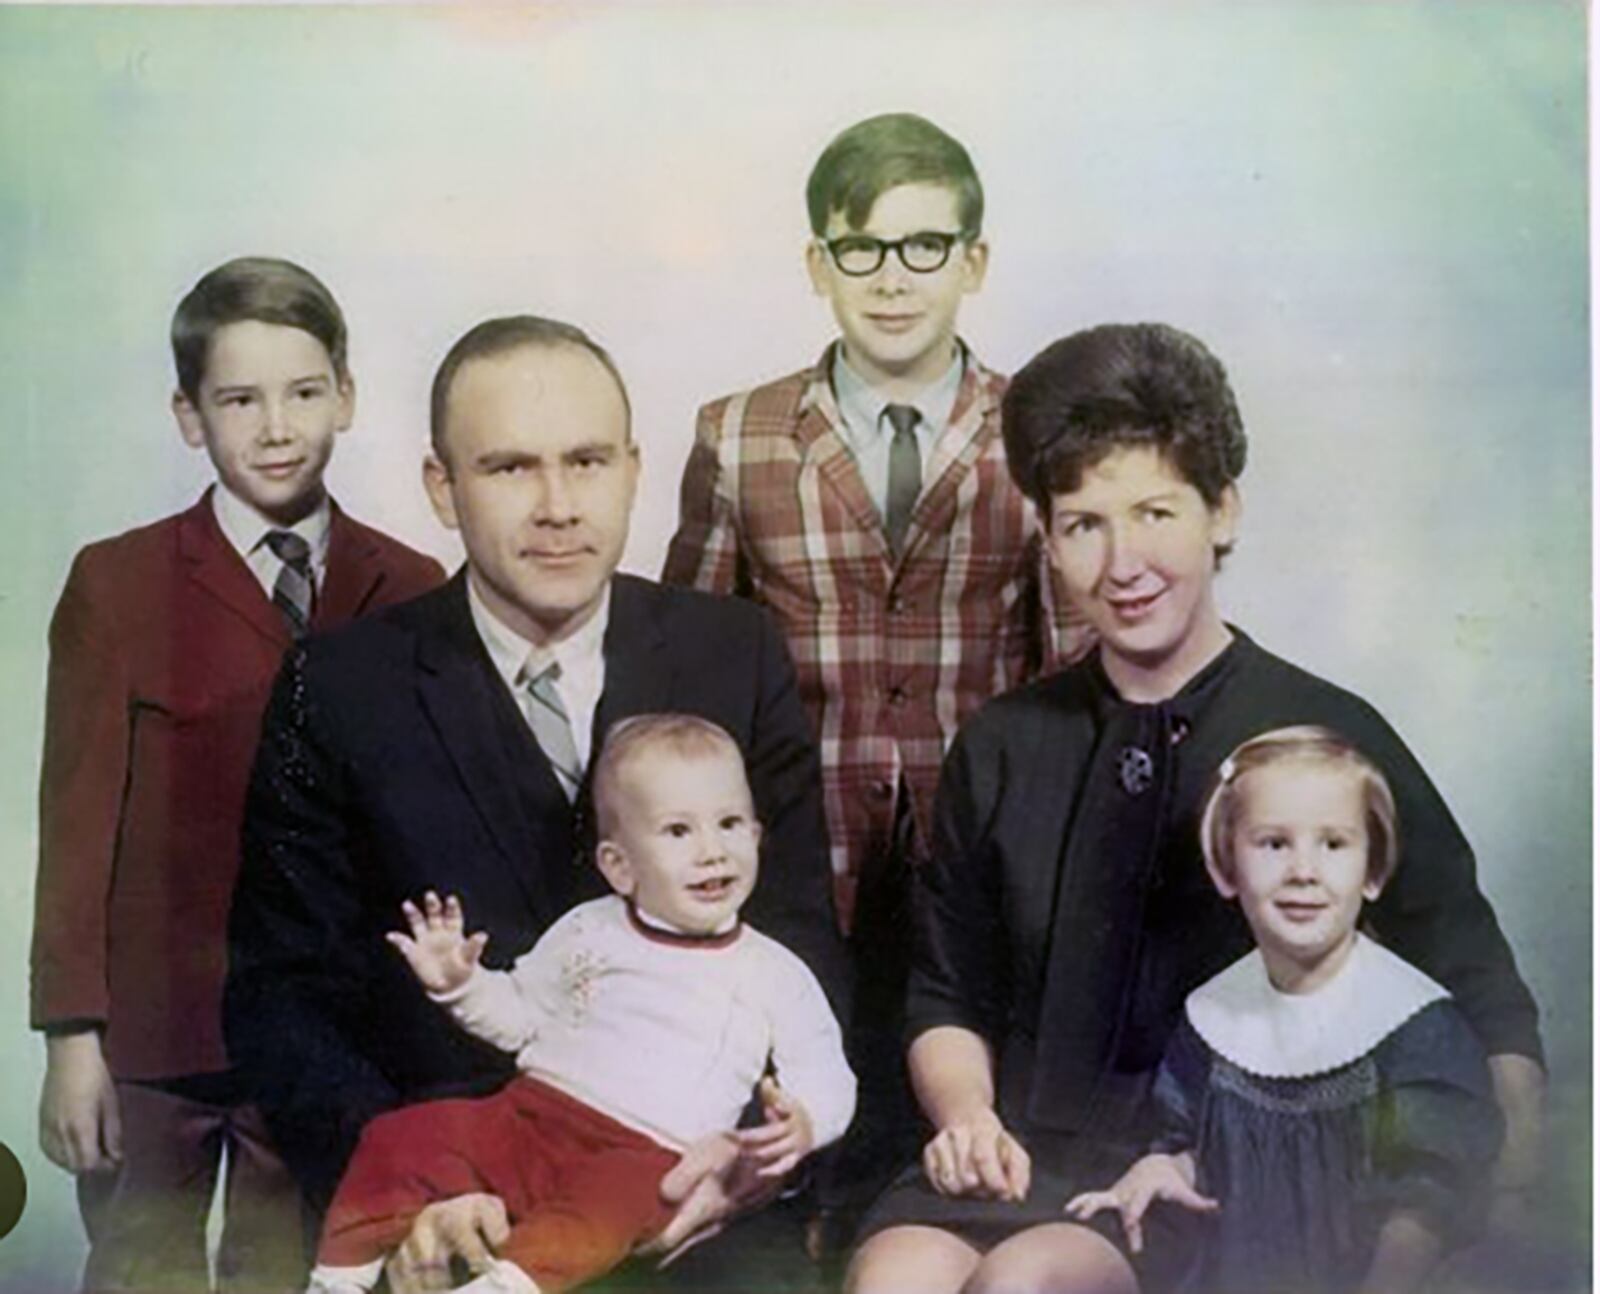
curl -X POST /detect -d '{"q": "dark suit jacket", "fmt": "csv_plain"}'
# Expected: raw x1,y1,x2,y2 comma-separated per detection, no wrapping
226,571,844,1207
31,492,444,1079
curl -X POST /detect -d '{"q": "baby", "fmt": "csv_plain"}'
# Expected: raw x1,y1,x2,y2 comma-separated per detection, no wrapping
307,713,856,1294
1067,725,1503,1294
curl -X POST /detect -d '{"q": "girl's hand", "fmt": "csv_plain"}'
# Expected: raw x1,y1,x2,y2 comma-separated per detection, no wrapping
387,891,489,995
922,1106,1030,1202
733,1076,816,1179
1065,1152,1217,1253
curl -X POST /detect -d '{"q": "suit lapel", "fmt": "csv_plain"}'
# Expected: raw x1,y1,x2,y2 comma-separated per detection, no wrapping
318,504,387,625
594,575,671,741
901,357,1000,563
792,350,1002,571
176,493,289,648
414,577,557,919
793,374,895,565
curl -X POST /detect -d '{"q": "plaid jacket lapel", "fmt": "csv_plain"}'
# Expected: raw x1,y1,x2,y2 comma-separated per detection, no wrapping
793,373,892,563
904,360,1004,562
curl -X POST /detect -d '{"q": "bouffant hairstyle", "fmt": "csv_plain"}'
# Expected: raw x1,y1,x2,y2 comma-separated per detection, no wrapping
1001,323,1248,531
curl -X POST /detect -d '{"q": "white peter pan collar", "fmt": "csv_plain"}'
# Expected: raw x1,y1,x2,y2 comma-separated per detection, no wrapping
1185,935,1449,1079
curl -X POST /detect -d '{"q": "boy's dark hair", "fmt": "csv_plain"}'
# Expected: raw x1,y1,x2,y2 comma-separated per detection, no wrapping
171,257,348,401
805,112,984,237
429,314,632,465
1001,322,1248,518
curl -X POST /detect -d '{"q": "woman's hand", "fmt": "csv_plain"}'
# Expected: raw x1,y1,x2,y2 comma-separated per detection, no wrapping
922,1106,1031,1202
1064,1152,1216,1253
386,892,489,995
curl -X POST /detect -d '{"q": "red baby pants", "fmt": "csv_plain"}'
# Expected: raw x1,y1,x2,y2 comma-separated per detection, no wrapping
318,1077,680,1291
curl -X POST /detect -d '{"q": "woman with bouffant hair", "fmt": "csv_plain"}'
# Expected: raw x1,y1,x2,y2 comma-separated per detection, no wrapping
846,324,1539,1294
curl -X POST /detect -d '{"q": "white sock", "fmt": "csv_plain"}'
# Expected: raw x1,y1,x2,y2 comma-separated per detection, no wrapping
305,1256,386,1294
453,1258,542,1294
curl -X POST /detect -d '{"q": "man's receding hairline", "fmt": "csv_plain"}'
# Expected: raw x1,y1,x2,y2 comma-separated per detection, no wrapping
436,337,634,455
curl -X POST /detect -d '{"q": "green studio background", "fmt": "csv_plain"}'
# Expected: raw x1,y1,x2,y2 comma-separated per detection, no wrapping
0,3,1587,1289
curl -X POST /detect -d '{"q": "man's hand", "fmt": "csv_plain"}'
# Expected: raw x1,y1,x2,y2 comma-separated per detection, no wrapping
637,1131,783,1259
1065,1152,1217,1255
386,892,489,995
734,1076,816,1179
39,1031,122,1174
385,1193,510,1294
921,1106,1030,1202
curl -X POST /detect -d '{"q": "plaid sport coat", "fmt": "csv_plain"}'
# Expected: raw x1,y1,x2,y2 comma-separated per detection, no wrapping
663,345,1092,930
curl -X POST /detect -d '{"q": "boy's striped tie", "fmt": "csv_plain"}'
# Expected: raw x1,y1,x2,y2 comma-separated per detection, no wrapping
265,529,315,638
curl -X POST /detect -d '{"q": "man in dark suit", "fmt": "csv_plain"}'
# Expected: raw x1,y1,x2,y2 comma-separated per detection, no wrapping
226,315,845,1291
32,257,445,1293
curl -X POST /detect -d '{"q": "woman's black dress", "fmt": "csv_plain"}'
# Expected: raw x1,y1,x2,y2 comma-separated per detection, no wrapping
859,632,1536,1271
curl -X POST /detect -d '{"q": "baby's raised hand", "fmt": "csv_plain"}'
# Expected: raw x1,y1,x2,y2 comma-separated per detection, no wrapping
732,1076,815,1180
386,891,489,995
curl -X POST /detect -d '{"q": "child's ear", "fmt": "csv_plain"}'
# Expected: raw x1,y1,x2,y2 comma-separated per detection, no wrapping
959,237,990,293
804,240,832,297
1362,876,1383,902
172,389,206,449
595,841,635,897
1204,854,1239,900
334,371,357,434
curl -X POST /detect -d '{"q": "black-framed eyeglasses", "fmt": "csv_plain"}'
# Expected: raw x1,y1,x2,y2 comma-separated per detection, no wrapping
822,230,971,277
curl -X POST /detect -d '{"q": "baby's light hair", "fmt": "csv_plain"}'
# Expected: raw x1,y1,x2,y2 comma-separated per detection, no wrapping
592,713,747,840
1199,725,1399,890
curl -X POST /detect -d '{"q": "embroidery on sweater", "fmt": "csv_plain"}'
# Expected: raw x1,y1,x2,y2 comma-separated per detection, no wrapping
559,946,608,1025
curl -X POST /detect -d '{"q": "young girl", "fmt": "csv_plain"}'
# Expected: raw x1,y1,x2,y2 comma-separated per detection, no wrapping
1066,726,1503,1294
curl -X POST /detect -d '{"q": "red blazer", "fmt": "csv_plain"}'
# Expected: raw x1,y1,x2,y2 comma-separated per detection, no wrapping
31,492,444,1080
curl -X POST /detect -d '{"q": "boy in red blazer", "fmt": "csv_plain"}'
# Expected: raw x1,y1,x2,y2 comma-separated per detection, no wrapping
30,257,444,1292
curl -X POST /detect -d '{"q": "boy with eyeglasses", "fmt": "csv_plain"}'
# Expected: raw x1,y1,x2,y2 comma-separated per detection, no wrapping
663,111,1090,1241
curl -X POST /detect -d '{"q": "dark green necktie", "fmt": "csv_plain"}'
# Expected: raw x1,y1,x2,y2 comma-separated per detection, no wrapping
883,403,922,555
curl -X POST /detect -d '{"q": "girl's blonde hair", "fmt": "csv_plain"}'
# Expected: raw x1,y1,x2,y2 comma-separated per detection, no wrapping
1200,725,1399,890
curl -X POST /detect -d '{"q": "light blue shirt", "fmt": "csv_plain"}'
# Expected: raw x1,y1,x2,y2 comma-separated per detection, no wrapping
830,347,964,516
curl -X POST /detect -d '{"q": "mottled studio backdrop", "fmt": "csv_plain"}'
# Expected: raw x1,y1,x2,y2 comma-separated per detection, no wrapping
0,3,1588,1288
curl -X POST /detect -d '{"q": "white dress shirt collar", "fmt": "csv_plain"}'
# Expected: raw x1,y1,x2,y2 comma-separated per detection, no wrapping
466,576,611,770
832,345,964,440
210,483,332,596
